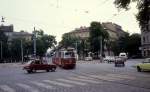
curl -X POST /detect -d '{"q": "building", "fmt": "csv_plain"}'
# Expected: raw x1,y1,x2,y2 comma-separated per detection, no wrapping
141,20,150,57
66,22,126,56
102,22,126,40
68,22,126,40
0,24,32,42
0,24,13,32
68,26,90,40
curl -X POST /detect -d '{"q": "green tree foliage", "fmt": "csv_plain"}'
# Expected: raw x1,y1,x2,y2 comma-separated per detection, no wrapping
111,33,141,57
60,33,80,48
114,0,150,30
126,33,141,57
111,32,129,55
10,38,23,60
60,33,91,59
36,30,57,57
0,31,8,60
89,21,109,55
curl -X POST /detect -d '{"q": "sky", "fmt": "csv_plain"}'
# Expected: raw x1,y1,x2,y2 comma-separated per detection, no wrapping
0,0,140,42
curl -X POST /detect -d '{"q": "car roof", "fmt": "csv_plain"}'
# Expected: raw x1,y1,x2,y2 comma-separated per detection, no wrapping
145,58,150,60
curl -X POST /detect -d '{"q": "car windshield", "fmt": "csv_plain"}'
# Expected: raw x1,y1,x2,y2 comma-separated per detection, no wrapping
121,55,125,56
26,60,33,65
143,59,150,63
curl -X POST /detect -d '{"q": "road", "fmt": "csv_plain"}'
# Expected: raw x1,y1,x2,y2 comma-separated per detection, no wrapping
0,59,150,92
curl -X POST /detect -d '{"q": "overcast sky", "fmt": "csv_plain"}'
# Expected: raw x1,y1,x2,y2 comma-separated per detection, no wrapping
0,0,140,41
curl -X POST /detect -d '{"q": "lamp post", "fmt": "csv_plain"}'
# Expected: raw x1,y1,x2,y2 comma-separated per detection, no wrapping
99,36,103,62
0,41,2,60
21,40,23,63
33,27,37,58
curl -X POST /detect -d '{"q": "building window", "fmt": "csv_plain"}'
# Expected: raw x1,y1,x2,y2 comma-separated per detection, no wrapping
144,51,146,56
148,50,150,56
147,36,149,43
143,37,146,43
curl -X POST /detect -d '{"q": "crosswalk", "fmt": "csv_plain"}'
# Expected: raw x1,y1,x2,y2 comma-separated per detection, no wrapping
77,60,103,64
0,73,136,92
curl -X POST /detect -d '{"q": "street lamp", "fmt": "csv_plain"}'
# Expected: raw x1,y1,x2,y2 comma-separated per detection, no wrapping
99,36,103,62
21,40,23,63
0,41,2,60
33,27,37,58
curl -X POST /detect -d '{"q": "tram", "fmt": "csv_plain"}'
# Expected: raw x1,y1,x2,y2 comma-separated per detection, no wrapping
52,48,76,69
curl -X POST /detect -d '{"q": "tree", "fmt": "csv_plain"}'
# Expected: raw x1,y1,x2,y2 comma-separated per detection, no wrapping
126,33,141,57
10,38,23,62
35,30,57,57
0,30,8,61
111,33,141,57
114,0,150,31
60,33,80,48
110,32,129,55
89,21,109,57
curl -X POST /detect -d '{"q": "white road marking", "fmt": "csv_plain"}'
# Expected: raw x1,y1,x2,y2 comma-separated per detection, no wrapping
16,83,39,92
68,77,100,84
106,74,135,80
77,76,96,80
56,79,86,86
90,75,122,81
31,81,53,89
0,85,16,92
43,80,74,87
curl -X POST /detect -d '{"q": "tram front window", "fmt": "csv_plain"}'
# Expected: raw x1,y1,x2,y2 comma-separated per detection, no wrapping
64,52,75,58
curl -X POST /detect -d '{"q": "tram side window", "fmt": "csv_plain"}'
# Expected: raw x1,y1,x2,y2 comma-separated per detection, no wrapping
54,52,57,57
61,52,64,58
59,52,61,57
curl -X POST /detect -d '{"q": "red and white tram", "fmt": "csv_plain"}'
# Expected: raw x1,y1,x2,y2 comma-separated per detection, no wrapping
52,48,76,69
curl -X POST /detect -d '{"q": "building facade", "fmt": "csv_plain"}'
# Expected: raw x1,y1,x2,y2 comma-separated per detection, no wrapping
68,26,90,40
0,25,32,42
66,22,126,56
141,20,150,57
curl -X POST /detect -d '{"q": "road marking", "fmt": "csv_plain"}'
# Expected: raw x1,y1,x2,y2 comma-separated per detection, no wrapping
0,85,16,92
106,74,135,80
31,81,53,89
16,83,39,92
90,75,122,81
68,77,100,84
56,79,86,86
43,80,74,87
77,76,96,80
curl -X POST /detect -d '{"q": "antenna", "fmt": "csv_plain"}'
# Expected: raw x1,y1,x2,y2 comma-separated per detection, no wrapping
1,16,5,23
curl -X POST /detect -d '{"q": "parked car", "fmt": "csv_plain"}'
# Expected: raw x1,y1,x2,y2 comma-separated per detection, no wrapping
23,59,57,73
85,56,93,61
104,56,115,63
114,57,125,67
136,58,150,72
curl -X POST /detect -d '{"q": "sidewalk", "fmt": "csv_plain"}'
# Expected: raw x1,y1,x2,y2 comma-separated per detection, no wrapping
0,62,23,67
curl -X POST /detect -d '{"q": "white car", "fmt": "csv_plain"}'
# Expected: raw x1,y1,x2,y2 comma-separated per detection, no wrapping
119,52,127,60
85,56,93,61
104,56,115,63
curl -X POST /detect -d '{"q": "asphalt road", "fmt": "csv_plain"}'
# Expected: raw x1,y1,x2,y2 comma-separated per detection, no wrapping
0,59,150,92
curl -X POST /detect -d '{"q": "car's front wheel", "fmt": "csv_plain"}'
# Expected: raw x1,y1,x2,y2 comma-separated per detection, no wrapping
46,69,50,72
137,66,141,72
27,70,32,73
51,67,56,72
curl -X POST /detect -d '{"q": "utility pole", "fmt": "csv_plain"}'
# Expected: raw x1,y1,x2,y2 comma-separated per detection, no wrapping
100,36,103,62
33,27,36,58
21,40,23,63
0,41,2,60
75,42,78,52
